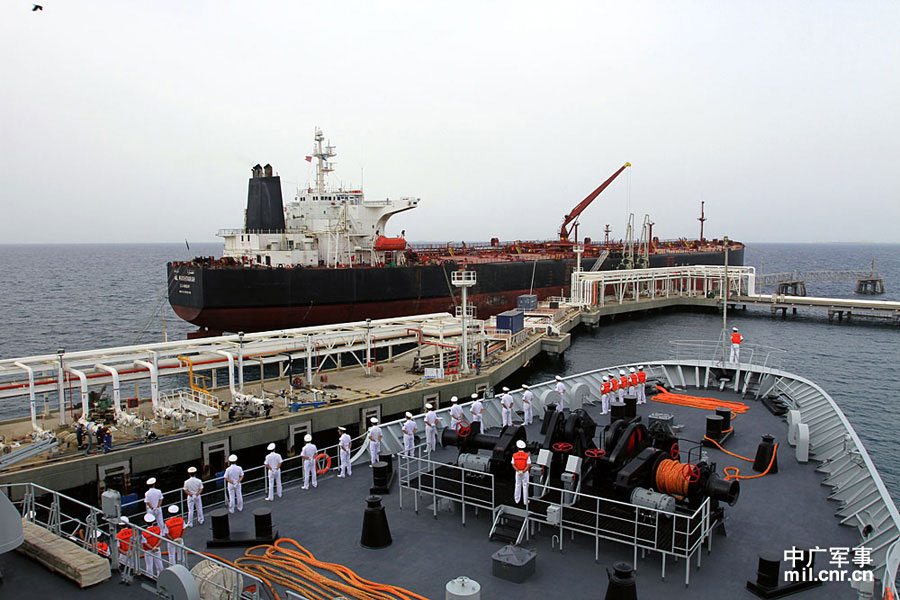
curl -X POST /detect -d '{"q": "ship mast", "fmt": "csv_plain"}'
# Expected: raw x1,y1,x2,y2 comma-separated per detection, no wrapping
698,201,707,244
313,127,336,194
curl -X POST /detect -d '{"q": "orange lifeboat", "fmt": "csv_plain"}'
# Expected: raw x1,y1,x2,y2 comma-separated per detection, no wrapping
374,236,407,252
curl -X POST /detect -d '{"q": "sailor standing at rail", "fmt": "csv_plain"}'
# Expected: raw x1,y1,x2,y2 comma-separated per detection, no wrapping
264,442,283,501
449,396,463,430
511,440,531,506
224,454,244,513
183,467,203,527
338,426,352,477
628,367,637,397
500,387,514,427
637,366,647,404
470,393,484,427
141,513,164,578
401,412,417,456
300,434,318,489
555,376,567,412
601,376,610,414
618,370,628,403
367,417,383,466
521,385,534,425
163,505,184,566
609,374,619,406
143,478,166,534
424,404,437,453
730,327,743,363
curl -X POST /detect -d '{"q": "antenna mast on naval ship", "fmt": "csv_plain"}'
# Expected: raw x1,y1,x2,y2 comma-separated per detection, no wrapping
313,127,336,194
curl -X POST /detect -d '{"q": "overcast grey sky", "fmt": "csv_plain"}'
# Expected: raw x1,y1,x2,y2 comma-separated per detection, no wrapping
2,1,898,244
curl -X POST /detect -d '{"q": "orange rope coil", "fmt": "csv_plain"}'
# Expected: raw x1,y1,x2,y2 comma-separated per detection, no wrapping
653,386,749,414
655,459,691,497
703,436,778,481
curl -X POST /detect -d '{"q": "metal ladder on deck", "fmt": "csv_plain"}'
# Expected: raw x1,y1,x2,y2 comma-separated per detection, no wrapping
489,505,529,545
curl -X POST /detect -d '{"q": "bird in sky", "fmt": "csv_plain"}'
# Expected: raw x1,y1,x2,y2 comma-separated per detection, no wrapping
33,4,43,11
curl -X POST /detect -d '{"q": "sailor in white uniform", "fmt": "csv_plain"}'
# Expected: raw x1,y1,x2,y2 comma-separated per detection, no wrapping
617,370,626,402
423,404,438,453
338,426,352,477
264,442,283,501
300,434,318,489
601,376,610,414
555,376,567,412
367,417,383,465
521,384,534,425
401,412,417,456
182,467,203,527
449,396,463,431
500,387,514,427
637,365,647,404
164,505,184,566
470,393,484,426
224,454,244,513
730,327,743,363
143,478,166,534
628,367,636,397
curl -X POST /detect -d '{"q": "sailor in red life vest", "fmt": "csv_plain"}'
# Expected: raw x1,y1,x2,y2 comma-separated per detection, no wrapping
141,513,164,578
730,327,743,363
609,374,619,405
600,376,610,414
636,366,647,404
628,367,638,397
164,505,184,566
511,440,531,506
618,371,628,402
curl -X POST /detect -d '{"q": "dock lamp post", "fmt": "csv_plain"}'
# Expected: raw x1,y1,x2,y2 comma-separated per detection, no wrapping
238,332,245,392
56,348,66,426
365,318,372,375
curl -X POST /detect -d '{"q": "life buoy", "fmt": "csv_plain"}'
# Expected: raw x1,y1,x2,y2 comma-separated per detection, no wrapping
292,377,302,387
315,453,331,475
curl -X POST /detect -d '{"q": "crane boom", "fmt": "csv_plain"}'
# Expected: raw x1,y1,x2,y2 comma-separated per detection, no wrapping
559,162,631,241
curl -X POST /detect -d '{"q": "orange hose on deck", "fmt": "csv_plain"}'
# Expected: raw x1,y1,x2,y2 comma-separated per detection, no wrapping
204,538,430,600
703,436,779,481
653,386,749,414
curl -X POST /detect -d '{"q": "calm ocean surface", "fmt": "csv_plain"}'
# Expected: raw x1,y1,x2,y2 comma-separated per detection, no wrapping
0,242,898,497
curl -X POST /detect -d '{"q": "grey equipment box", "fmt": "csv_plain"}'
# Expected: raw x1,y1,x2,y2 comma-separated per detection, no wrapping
492,544,536,583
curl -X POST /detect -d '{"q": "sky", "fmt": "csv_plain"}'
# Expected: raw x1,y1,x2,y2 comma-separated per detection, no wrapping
2,1,899,245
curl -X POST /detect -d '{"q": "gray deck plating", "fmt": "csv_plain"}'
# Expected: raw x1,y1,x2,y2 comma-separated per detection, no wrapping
0,368,879,599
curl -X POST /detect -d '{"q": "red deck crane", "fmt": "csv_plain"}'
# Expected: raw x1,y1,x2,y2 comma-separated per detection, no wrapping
558,162,631,242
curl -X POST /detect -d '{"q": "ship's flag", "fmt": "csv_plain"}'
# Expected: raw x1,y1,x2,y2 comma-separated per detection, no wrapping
305,156,312,162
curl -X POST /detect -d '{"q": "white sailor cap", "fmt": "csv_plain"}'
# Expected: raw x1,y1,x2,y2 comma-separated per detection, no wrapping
120,515,130,524
425,403,433,409
146,477,157,486
228,454,238,463
338,426,346,431
144,513,156,524
619,370,625,375
187,466,197,474
304,434,312,442
602,376,608,381
471,393,479,399
516,440,526,449
555,376,562,381
629,367,635,373
370,417,379,424
637,365,644,370
521,384,529,389
267,443,276,451
451,396,458,402
168,505,179,514
733,327,738,331
502,386,510,392
405,412,413,418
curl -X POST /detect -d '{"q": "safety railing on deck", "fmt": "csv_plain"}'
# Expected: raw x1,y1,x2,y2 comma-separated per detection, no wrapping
396,452,711,586
669,339,787,370
0,481,263,598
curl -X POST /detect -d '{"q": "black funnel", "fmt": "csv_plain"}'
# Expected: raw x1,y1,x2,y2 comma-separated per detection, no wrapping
360,496,392,549
753,434,778,474
605,562,637,600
